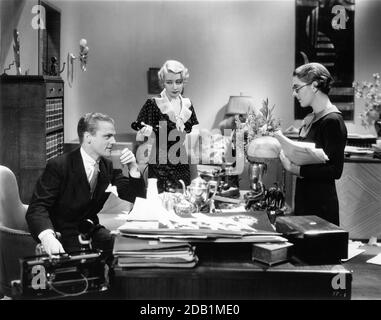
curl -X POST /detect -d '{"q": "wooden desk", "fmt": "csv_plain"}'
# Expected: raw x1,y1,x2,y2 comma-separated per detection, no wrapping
99,213,351,300
109,258,351,300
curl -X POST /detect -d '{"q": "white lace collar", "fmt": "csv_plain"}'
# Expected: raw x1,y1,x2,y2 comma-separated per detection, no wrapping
154,89,192,132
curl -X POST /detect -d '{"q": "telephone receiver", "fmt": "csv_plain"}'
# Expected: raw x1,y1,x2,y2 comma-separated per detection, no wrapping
131,121,160,132
131,121,145,131
78,219,97,249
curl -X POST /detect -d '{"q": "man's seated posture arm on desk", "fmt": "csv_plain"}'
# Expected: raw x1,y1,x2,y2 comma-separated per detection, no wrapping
26,112,146,257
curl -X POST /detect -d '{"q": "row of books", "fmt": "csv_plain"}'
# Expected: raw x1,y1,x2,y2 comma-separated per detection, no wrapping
46,131,64,161
46,98,63,131
113,235,198,268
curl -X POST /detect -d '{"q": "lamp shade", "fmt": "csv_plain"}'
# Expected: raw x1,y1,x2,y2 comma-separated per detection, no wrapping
225,95,259,116
246,136,281,161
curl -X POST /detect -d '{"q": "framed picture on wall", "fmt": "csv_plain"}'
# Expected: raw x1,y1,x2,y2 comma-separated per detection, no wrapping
147,67,161,94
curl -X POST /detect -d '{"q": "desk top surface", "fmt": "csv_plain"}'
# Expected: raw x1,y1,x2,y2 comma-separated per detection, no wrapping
101,213,349,272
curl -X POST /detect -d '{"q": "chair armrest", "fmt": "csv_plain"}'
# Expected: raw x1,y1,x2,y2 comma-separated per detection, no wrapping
0,225,32,236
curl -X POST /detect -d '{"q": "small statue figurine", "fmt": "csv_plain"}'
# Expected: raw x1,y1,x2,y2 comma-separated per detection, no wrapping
42,56,65,76
244,182,285,218
48,56,59,76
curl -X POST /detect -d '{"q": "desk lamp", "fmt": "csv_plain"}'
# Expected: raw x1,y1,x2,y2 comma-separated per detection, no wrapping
244,136,286,223
217,94,260,189
219,94,259,132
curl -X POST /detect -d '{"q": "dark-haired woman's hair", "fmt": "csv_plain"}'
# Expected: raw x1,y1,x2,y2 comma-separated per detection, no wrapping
293,62,333,94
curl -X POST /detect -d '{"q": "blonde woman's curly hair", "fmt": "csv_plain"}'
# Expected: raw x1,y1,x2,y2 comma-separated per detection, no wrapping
158,60,190,87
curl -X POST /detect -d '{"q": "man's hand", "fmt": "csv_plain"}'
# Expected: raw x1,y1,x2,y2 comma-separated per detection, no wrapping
40,232,65,256
279,150,301,176
119,148,141,178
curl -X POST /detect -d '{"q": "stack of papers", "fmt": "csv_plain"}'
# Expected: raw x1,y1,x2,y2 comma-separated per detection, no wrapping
117,198,287,243
344,146,374,155
347,133,377,139
274,131,329,165
113,235,198,268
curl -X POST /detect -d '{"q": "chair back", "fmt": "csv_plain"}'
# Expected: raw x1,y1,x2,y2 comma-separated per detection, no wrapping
0,165,37,297
0,165,28,231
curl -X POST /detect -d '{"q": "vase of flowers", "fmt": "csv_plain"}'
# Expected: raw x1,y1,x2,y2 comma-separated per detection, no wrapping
235,98,282,162
353,73,381,137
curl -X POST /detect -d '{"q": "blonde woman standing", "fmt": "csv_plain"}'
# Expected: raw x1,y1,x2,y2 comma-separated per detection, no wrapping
134,60,199,193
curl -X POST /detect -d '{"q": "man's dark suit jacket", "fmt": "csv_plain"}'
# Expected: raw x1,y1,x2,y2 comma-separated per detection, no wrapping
26,147,146,242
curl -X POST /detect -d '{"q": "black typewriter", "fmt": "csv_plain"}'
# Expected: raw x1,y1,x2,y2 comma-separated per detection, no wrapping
12,250,109,300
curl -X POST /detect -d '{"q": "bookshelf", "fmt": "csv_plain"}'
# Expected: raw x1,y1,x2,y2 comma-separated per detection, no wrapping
0,75,64,203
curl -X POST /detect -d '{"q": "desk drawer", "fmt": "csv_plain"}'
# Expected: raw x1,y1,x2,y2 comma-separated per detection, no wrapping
111,265,352,300
46,82,64,98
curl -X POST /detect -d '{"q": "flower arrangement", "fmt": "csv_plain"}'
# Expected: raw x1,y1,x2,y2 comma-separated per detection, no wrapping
353,73,381,127
234,98,282,159
235,98,281,144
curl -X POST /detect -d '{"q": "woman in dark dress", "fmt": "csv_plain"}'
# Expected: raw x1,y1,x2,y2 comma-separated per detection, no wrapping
279,63,347,225
135,60,199,193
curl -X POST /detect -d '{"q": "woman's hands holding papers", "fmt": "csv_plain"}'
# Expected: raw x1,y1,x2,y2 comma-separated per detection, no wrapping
279,150,301,176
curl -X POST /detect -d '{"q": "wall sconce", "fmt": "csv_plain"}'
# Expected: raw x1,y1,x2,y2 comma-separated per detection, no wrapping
67,38,89,87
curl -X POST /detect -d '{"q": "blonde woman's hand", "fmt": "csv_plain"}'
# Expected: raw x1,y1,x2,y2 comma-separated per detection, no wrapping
139,123,153,137
136,123,153,141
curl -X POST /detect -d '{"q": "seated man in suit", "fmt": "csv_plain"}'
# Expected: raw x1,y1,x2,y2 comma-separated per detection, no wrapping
26,112,146,257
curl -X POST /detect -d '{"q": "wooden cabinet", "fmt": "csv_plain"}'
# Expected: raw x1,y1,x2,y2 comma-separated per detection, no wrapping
337,160,381,240
283,158,381,240
0,75,64,203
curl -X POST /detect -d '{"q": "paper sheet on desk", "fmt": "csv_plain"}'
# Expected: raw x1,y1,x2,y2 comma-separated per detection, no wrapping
366,254,381,265
120,197,174,227
341,241,365,262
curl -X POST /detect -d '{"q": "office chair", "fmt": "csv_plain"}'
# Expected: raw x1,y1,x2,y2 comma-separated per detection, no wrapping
0,165,37,297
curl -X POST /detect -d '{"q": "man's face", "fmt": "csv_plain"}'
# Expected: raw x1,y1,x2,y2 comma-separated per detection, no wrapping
86,120,116,158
